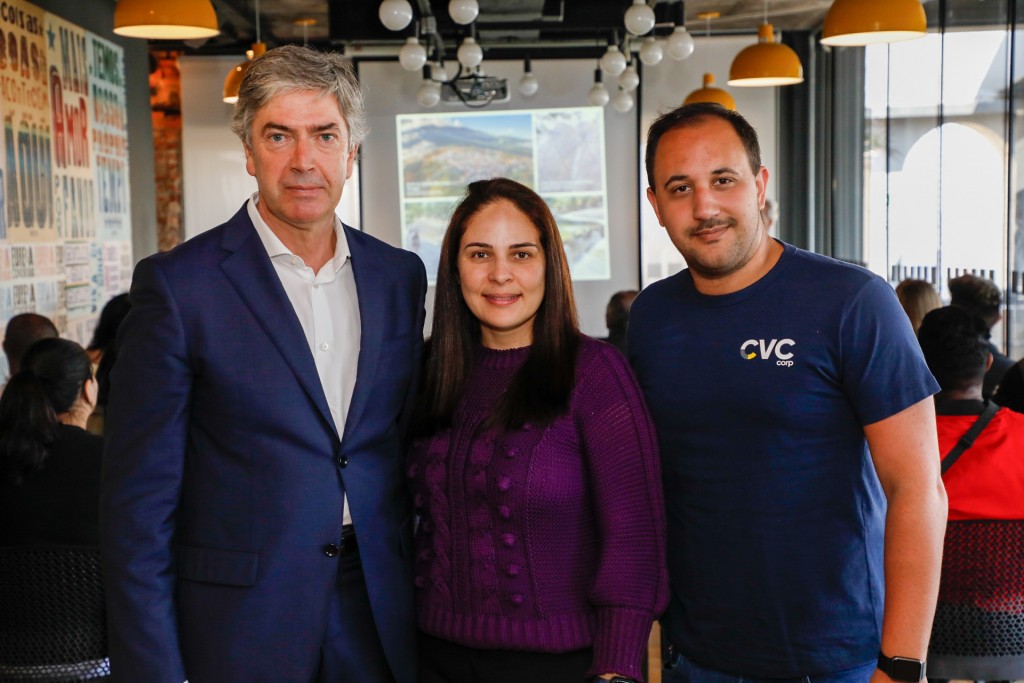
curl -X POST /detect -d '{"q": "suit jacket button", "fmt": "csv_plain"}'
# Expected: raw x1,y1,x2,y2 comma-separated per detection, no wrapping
337,456,348,468
323,543,340,557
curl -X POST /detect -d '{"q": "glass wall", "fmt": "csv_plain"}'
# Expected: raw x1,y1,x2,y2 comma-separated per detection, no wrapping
862,0,1024,353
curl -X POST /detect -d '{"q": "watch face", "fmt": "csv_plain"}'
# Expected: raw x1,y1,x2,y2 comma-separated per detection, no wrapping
890,657,924,682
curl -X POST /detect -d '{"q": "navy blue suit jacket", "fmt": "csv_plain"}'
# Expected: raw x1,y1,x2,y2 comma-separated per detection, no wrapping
100,205,426,682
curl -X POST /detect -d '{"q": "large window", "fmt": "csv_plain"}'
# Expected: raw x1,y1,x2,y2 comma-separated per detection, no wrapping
863,0,1024,354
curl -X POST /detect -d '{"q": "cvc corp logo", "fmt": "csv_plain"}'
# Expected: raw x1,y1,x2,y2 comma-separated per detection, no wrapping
740,338,796,367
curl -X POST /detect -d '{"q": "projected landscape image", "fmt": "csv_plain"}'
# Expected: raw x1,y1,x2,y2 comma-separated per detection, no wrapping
398,107,610,283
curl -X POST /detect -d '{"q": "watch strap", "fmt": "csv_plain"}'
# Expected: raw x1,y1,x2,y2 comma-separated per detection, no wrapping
877,651,926,682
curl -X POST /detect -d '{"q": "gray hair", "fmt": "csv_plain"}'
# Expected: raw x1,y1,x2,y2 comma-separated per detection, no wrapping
230,45,367,151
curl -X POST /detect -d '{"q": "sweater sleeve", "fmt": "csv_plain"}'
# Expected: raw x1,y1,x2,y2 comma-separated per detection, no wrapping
576,340,669,682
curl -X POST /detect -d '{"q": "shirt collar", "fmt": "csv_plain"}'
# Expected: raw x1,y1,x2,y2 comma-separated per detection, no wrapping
247,192,351,270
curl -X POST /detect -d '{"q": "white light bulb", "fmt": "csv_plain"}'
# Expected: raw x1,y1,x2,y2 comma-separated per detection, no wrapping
667,26,695,60
456,36,483,68
399,37,427,71
600,45,627,76
417,79,441,107
518,72,539,97
624,0,656,36
588,82,609,107
378,0,413,32
612,88,634,112
639,37,663,65
619,64,639,91
448,0,479,25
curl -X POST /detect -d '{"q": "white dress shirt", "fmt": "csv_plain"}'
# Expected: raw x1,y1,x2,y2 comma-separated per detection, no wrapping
248,194,360,526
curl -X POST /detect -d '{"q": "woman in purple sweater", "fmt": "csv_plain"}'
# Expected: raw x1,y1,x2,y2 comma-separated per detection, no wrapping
409,178,668,683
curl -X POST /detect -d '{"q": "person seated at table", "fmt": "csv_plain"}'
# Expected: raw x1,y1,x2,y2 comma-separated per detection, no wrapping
0,338,103,546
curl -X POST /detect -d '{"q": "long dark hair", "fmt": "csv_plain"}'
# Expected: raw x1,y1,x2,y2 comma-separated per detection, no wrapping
417,177,580,435
0,338,93,485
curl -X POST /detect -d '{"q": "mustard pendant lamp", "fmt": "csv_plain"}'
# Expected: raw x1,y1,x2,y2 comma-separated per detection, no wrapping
821,0,926,46
729,1,803,87
683,13,736,110
224,0,266,104
113,0,220,40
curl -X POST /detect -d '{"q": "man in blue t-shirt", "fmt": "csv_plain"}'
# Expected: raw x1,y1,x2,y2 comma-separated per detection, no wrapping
629,103,947,683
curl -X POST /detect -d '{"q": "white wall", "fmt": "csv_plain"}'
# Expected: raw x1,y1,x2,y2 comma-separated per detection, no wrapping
176,37,779,334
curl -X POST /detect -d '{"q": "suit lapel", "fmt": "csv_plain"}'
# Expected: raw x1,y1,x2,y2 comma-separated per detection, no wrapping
219,206,339,441
342,227,385,446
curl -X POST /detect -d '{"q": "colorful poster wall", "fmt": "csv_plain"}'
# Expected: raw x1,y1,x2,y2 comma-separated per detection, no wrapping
0,0,132,376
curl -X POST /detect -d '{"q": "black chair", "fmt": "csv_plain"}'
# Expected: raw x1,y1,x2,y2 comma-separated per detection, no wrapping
0,546,110,682
928,519,1024,681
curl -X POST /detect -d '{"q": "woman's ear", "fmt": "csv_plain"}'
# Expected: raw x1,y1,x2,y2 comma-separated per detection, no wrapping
83,376,99,409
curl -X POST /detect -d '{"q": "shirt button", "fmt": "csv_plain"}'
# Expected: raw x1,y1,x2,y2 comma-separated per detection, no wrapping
510,593,524,605
497,477,513,492
501,533,516,547
320,342,329,351
505,563,521,577
337,456,348,468
498,505,512,519
313,283,319,289
322,543,339,557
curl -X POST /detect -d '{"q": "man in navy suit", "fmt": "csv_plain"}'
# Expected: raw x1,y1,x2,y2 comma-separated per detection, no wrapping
100,45,426,683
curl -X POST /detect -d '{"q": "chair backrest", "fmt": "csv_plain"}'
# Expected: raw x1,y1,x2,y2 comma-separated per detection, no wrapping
0,545,110,682
928,519,1024,679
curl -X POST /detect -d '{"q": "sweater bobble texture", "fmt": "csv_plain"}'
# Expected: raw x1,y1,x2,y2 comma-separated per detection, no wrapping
408,337,668,681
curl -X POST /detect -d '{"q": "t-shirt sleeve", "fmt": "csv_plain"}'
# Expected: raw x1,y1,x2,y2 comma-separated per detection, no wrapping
839,276,940,426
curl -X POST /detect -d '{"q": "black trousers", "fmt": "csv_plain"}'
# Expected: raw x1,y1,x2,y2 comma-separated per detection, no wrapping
418,632,592,683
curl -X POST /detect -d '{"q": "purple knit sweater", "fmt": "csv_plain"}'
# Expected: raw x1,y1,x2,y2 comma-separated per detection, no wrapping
408,336,668,681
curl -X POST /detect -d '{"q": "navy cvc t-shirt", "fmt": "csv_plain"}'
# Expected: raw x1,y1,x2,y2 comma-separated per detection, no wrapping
628,242,938,678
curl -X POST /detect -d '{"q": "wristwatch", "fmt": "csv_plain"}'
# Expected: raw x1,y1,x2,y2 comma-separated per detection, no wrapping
877,651,926,682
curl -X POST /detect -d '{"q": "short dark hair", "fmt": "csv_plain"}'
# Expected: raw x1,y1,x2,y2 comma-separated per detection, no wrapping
605,290,638,332
917,306,990,393
948,274,1001,328
645,102,762,189
88,293,131,353
3,313,58,374
417,177,580,434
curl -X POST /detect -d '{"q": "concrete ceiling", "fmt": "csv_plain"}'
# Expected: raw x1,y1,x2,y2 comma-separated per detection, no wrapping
189,0,835,57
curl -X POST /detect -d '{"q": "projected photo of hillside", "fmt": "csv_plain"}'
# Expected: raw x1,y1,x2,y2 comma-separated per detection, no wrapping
397,107,609,283
402,199,457,281
536,110,603,194
544,195,608,279
400,114,533,198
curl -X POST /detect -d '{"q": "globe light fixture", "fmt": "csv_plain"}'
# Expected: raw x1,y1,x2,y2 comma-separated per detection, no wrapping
379,0,413,32
457,35,483,68
448,0,479,25
624,0,656,36
666,1,695,60
612,87,634,113
600,43,627,76
518,57,539,97
399,36,428,71
588,69,610,107
619,62,639,92
639,37,664,66
417,66,441,107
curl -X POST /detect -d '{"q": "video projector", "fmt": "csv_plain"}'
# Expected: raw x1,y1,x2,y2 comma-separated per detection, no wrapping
441,74,510,104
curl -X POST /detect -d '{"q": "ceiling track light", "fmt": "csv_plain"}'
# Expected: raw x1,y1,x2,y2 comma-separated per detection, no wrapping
821,0,926,46
728,1,803,87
